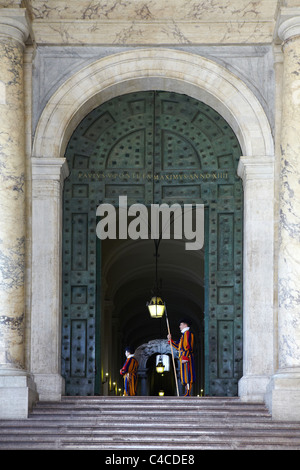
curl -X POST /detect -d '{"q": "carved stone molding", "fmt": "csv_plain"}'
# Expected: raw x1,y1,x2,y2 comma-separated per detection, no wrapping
0,8,30,45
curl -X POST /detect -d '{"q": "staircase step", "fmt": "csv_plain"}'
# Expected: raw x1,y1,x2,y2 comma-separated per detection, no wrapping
1,396,300,450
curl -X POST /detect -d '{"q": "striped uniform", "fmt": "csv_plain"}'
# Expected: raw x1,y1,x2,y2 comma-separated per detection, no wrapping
120,355,139,396
170,329,195,387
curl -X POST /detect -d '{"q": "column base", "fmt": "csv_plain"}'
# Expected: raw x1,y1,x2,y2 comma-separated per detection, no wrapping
265,368,300,421
238,374,270,403
0,369,38,419
33,373,65,401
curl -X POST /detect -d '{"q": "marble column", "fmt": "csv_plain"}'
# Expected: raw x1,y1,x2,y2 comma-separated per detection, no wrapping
266,16,300,420
237,156,275,403
31,157,69,401
0,9,37,418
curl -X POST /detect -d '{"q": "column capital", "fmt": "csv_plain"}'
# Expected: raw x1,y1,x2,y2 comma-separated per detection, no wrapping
277,8,300,43
32,157,70,183
0,8,30,45
237,156,274,184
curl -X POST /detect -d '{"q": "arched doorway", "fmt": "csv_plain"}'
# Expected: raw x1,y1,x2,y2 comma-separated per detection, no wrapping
31,49,275,404
135,340,180,396
61,90,243,397
102,239,204,396
146,353,176,397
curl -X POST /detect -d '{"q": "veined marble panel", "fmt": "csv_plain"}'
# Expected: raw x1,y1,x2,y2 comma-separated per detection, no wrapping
31,18,275,45
278,38,300,369
25,0,278,45
285,0,300,6
29,0,278,21
0,1,23,7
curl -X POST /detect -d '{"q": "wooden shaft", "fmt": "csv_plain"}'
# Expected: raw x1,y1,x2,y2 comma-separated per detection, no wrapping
165,305,179,397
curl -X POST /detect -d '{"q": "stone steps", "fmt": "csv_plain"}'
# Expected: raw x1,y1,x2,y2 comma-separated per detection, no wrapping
0,396,300,450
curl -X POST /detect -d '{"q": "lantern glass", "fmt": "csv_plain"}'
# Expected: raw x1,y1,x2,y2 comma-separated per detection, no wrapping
156,360,165,374
147,296,165,318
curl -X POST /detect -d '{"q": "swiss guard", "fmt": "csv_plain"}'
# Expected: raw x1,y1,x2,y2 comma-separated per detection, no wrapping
120,346,139,396
168,318,195,396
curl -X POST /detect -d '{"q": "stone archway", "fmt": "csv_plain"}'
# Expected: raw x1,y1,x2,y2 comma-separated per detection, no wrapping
62,90,243,396
31,48,275,403
135,340,179,396
136,340,176,370
32,49,274,159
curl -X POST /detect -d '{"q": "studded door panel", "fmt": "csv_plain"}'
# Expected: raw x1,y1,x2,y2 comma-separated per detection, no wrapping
62,91,243,396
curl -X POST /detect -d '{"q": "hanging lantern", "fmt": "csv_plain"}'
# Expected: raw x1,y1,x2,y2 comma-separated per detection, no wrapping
147,296,165,318
156,356,165,374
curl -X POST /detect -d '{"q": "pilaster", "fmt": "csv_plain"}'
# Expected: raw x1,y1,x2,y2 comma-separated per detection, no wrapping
237,156,275,402
31,157,69,401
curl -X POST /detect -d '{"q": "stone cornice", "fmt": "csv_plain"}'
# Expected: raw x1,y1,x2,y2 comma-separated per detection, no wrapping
31,157,69,185
30,18,275,46
8,0,277,46
237,156,274,186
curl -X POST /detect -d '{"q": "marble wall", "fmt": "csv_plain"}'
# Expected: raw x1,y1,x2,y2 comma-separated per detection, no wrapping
29,0,276,21
2,1,300,421
28,0,277,45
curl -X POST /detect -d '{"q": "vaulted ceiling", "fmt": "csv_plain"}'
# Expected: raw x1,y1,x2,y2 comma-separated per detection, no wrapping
102,237,204,350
